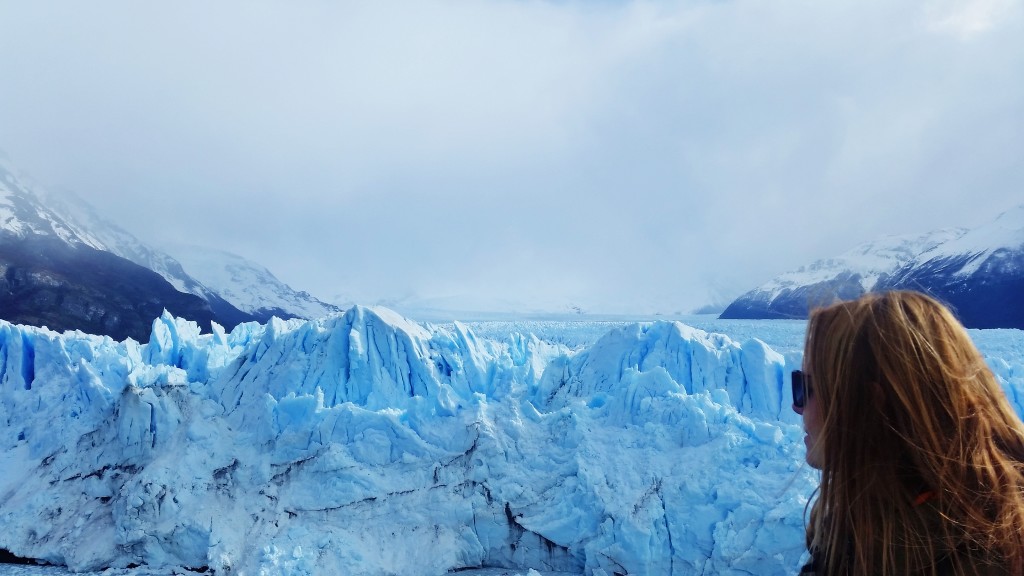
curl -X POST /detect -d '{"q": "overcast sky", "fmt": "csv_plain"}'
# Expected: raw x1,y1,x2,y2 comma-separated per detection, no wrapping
1,0,1022,315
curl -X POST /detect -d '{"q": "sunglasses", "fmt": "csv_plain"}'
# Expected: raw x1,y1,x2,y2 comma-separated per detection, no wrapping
792,370,812,409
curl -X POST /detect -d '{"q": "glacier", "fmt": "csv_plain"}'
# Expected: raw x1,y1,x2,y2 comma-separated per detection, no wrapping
1,308,1022,576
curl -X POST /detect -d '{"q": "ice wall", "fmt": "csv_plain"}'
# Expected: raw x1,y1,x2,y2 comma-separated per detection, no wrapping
3,307,1017,575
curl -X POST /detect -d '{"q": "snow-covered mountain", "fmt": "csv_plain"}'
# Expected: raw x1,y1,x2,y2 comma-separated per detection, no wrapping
39,189,218,298
164,244,341,320
1,165,224,340
874,206,1024,328
1,165,107,248
0,161,339,337
721,205,1024,329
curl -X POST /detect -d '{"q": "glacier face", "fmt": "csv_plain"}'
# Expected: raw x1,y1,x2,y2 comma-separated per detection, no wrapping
1,308,1020,575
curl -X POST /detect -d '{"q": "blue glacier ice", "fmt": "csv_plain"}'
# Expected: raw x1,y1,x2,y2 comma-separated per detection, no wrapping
1,307,1021,575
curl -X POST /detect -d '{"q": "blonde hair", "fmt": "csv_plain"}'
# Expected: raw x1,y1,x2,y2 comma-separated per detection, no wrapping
804,290,1024,575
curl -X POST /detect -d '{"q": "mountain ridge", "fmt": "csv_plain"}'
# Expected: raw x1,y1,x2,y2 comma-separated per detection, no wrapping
720,205,1024,329
0,234,219,340
163,243,341,320
1,161,341,339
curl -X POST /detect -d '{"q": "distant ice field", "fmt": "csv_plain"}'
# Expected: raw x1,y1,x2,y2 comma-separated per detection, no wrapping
450,314,811,354
452,314,1021,360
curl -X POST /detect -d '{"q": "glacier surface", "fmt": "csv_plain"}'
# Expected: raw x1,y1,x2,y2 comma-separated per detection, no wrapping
1,308,1022,575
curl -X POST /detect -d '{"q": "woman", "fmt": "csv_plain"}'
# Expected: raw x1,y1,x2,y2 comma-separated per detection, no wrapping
793,290,1024,576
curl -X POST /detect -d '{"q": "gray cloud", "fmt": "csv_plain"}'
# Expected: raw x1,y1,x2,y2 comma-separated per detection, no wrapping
1,0,1022,314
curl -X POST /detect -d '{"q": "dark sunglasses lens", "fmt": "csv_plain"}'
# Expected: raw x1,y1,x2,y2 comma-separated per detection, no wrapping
792,370,806,408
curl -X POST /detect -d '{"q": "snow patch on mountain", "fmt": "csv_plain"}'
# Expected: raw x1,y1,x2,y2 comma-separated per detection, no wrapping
913,205,1024,276
0,162,224,306
751,228,966,302
1,160,336,323
34,188,214,298
0,165,104,249
164,244,341,320
722,204,1024,327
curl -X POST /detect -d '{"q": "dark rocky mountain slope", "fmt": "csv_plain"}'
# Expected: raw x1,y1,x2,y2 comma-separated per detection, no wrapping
1,162,259,340
0,235,222,341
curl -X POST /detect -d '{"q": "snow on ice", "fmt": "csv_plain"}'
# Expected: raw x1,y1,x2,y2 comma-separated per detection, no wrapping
1,307,1022,575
